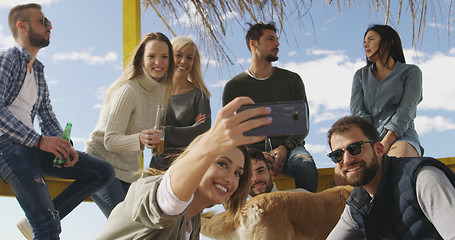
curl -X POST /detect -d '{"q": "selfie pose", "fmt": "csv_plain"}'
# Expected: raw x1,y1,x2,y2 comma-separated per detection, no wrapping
85,32,173,217
96,97,271,240
351,24,423,157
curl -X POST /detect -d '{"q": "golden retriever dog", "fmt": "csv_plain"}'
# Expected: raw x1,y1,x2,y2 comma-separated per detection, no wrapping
201,185,353,240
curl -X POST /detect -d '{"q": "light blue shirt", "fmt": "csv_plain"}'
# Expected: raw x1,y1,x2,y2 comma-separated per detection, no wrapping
350,61,422,149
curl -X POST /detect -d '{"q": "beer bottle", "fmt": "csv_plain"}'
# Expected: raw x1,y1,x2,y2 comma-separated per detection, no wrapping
152,105,165,154
53,123,72,168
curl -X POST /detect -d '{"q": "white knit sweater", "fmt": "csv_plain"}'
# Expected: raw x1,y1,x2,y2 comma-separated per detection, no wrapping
85,73,166,183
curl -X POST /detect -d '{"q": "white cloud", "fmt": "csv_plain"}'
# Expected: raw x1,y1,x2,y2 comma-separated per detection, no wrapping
0,0,58,8
278,50,363,117
288,51,297,56
0,25,15,50
404,49,455,111
274,47,455,126
305,143,330,154
52,50,117,65
415,115,455,135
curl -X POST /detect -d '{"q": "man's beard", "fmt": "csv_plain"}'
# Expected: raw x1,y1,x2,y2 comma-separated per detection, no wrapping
29,27,50,48
342,153,379,186
266,54,278,62
249,180,273,197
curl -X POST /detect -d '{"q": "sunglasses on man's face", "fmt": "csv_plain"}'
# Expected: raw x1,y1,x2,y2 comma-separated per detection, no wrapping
23,17,52,28
327,140,374,163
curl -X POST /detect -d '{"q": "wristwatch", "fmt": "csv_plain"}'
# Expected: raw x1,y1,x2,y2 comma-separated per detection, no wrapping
283,141,295,152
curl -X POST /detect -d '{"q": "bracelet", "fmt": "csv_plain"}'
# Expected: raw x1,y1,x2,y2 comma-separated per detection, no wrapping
36,135,43,149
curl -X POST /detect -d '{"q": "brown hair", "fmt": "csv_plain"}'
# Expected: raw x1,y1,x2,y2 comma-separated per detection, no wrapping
245,22,277,51
327,116,380,149
104,32,174,108
8,3,41,39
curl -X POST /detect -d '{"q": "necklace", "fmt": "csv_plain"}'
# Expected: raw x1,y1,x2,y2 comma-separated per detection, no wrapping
248,66,274,79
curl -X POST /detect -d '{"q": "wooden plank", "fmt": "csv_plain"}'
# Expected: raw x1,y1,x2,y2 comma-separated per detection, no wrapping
275,157,455,192
1,158,454,198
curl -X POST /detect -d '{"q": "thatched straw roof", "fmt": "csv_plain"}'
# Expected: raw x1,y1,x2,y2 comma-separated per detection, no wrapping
144,0,454,68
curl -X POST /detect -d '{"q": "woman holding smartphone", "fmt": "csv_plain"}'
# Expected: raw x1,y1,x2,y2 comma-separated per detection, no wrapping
150,36,211,170
96,97,271,239
85,32,173,217
351,24,423,157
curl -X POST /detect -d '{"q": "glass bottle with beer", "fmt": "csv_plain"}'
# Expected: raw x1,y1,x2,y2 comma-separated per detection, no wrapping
152,105,165,154
53,122,72,168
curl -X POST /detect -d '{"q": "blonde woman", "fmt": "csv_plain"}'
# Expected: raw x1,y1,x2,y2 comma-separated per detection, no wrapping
150,36,211,170
85,32,174,217
97,97,272,240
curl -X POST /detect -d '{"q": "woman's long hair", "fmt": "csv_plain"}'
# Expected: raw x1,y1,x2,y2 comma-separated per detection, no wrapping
104,32,175,106
365,24,406,67
171,36,211,98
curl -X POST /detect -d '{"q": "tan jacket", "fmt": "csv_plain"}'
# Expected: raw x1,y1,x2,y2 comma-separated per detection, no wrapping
96,175,200,240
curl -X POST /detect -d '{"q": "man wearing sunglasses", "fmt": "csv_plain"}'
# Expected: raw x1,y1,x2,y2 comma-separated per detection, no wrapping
326,116,455,240
1,3,115,239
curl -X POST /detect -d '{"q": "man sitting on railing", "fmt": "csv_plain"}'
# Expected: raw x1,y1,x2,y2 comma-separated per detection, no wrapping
0,3,114,239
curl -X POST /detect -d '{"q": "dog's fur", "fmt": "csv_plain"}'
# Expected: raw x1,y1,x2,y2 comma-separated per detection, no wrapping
201,185,353,240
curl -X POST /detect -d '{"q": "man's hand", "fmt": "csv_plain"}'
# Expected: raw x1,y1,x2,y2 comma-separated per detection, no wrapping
64,147,79,167
271,145,288,176
38,136,79,167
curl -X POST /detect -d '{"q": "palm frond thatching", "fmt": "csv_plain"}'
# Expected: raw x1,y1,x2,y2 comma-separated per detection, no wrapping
143,0,454,68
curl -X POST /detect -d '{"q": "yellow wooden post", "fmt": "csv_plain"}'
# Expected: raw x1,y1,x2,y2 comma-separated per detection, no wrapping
123,0,145,169
123,0,141,68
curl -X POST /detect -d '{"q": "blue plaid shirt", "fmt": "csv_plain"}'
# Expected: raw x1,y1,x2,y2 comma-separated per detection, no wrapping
0,44,62,147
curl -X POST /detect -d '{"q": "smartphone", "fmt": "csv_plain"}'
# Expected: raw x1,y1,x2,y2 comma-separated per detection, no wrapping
237,101,309,136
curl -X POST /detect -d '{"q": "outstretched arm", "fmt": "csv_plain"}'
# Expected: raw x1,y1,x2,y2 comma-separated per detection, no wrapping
169,97,271,201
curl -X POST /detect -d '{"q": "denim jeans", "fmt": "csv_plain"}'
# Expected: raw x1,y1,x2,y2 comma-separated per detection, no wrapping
281,146,318,192
91,177,130,218
0,136,115,240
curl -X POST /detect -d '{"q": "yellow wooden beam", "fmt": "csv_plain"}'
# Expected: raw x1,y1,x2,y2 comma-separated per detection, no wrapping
1,158,454,198
275,157,455,192
123,0,141,68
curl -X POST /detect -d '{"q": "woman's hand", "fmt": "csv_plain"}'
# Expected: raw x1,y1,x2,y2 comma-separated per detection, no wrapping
139,129,163,149
381,130,397,153
198,97,272,155
195,113,206,123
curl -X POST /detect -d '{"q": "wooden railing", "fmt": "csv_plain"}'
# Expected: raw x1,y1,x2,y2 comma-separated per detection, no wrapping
275,156,455,192
1,157,453,200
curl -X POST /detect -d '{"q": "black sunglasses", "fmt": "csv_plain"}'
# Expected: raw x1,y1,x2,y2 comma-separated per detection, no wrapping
327,140,374,163
23,17,52,28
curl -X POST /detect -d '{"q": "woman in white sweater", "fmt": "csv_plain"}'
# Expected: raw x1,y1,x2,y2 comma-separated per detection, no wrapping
85,32,174,217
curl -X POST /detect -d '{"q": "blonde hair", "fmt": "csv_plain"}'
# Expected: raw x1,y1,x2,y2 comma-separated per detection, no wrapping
143,133,251,215
104,32,174,106
171,36,211,98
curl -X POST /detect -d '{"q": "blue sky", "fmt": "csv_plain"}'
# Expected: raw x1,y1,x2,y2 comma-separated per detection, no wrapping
0,0,454,239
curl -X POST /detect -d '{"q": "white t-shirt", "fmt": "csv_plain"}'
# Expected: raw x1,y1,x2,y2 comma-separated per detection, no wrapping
8,68,38,129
